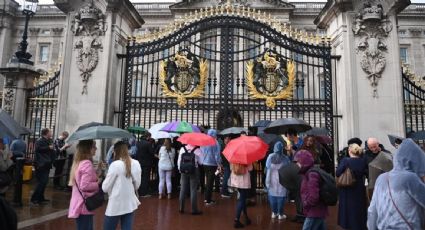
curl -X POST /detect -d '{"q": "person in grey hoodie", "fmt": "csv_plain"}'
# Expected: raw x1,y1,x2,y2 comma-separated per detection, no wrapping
265,141,290,220
367,138,425,230
200,129,221,205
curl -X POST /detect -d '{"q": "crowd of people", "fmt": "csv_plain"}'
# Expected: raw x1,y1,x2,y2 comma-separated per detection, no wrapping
0,125,424,230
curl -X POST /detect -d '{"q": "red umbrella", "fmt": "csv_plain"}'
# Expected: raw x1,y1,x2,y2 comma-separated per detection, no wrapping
177,133,216,146
223,136,268,164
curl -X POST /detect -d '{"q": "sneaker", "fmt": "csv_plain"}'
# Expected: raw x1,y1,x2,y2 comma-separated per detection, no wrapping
159,194,163,199
271,213,277,219
191,211,203,215
278,214,287,220
221,194,231,198
167,194,172,199
204,200,208,203
30,201,39,206
206,201,216,206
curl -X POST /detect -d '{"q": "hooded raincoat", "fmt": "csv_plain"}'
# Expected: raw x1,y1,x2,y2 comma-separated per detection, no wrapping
367,138,425,230
265,142,290,197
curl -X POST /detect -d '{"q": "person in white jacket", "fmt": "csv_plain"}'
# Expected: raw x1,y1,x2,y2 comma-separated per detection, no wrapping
102,141,141,230
157,139,176,199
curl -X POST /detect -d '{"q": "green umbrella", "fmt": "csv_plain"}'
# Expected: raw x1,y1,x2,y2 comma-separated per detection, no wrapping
127,126,147,133
67,125,133,143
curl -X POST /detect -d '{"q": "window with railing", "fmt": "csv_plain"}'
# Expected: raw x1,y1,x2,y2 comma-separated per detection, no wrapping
38,44,50,64
400,47,408,63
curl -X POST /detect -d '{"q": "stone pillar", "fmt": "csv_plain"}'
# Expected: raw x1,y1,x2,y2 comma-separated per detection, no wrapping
0,63,43,124
53,0,144,134
315,0,410,150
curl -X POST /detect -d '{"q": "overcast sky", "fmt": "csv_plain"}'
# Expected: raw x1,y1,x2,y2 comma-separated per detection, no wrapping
35,0,425,4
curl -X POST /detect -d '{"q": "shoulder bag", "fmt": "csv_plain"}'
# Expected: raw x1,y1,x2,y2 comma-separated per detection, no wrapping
387,174,414,230
75,179,104,211
336,162,356,188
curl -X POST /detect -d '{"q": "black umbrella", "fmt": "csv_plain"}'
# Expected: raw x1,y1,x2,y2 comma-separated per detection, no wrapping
278,163,301,192
76,122,108,131
406,131,425,141
305,127,329,136
0,109,31,138
257,132,284,145
219,127,248,136
387,134,404,147
264,118,312,134
253,120,271,128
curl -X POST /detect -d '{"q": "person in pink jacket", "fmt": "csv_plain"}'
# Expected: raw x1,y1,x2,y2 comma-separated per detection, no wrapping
68,140,100,230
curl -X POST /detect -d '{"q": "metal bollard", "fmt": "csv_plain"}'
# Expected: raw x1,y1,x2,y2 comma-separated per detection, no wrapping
13,157,24,206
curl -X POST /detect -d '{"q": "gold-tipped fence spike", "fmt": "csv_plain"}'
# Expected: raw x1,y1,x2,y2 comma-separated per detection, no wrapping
242,6,245,16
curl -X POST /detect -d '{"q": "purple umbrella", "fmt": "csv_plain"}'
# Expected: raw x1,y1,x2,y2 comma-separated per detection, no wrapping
160,121,201,133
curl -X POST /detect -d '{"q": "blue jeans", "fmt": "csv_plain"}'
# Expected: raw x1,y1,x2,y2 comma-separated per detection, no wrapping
268,195,285,215
302,217,326,230
104,212,134,230
76,214,93,230
31,168,49,202
235,188,248,220
221,165,230,195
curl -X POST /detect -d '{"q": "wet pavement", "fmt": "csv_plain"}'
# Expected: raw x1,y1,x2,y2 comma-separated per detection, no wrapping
11,186,341,230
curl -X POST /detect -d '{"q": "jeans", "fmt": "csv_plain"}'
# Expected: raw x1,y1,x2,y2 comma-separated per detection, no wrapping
179,169,199,212
76,214,93,230
31,168,49,202
53,158,66,187
104,212,134,230
158,169,172,194
139,166,151,196
302,217,326,230
235,188,249,221
203,165,217,202
221,165,230,195
269,195,286,215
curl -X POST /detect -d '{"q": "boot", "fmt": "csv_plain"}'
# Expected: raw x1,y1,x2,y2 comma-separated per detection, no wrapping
234,220,244,228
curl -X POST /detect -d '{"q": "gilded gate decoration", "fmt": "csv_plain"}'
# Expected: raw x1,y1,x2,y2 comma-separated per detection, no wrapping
160,49,208,107
246,50,295,108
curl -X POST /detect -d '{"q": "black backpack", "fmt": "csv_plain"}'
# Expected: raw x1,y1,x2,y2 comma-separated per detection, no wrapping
307,167,338,206
179,146,198,174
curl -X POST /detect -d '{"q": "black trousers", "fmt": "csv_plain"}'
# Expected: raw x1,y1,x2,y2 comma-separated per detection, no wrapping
53,159,66,187
198,165,205,193
139,166,152,196
203,165,217,203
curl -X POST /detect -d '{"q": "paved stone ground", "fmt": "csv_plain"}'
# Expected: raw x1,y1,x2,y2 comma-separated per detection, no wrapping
6,182,342,230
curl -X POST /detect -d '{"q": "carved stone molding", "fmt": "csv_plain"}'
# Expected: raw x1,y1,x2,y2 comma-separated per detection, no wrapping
52,28,64,36
2,78,16,115
72,3,107,94
29,28,41,36
353,2,392,97
408,28,422,37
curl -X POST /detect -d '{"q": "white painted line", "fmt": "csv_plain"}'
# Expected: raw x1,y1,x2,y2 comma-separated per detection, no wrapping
18,209,69,229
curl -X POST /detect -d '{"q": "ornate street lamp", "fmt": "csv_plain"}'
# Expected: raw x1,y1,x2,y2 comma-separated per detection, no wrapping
13,0,38,65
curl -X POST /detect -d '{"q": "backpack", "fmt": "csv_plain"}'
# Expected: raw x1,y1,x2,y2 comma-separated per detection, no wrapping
307,167,338,206
179,146,198,174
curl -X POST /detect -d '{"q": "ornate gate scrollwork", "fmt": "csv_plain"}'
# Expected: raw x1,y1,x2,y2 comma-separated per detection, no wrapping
246,50,295,108
160,49,208,107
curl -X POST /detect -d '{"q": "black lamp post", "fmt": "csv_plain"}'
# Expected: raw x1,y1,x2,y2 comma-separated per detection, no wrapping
14,0,38,65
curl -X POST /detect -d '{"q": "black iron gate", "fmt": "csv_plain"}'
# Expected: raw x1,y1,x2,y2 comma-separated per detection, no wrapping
402,65,425,135
25,70,60,160
123,6,333,140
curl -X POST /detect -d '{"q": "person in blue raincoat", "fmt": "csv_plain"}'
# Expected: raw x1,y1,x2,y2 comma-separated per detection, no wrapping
367,138,425,230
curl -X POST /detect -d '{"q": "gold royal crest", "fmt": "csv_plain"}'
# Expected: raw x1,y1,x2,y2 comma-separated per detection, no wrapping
246,50,295,108
160,50,208,107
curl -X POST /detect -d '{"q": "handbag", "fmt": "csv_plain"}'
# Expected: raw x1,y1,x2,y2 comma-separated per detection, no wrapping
336,166,356,187
387,175,414,230
75,180,104,211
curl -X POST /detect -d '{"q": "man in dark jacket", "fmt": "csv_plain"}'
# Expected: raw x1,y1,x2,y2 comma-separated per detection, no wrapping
53,131,70,190
30,128,55,205
136,132,154,197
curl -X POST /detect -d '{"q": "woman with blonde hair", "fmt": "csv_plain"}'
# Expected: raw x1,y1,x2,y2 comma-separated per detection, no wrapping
157,138,175,199
102,141,141,230
230,163,252,228
68,140,100,230
336,143,368,230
